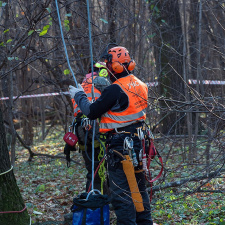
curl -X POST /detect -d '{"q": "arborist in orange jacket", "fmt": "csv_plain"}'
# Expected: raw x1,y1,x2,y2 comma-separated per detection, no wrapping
69,46,153,225
65,61,110,193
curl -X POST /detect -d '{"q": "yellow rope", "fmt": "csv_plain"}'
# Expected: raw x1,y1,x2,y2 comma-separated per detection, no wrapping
98,134,106,194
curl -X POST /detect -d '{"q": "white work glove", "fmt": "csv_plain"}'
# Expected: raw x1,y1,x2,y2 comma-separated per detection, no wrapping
69,84,84,99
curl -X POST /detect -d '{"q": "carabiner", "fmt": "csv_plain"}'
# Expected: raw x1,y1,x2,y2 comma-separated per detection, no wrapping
81,118,92,130
137,128,144,140
147,127,154,140
123,137,134,151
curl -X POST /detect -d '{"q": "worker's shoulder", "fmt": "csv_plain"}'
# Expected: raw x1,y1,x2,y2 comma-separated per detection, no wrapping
93,76,111,86
103,83,123,94
106,83,122,90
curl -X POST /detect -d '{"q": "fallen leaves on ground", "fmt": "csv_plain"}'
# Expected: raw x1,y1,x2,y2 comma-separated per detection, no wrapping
14,135,87,224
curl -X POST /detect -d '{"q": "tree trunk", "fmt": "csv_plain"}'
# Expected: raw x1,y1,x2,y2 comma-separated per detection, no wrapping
2,0,17,166
0,107,30,225
178,0,194,161
152,0,184,134
21,65,34,146
108,0,117,43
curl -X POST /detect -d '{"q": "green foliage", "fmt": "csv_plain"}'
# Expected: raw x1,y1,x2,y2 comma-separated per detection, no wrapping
35,184,46,193
147,33,156,38
13,128,225,224
64,19,70,31
64,69,70,75
100,18,108,24
39,25,50,36
46,7,51,13
150,3,160,18
28,30,34,36
152,187,225,224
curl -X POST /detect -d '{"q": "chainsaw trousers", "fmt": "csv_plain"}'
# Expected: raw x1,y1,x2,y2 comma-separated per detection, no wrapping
107,129,153,225
108,164,153,225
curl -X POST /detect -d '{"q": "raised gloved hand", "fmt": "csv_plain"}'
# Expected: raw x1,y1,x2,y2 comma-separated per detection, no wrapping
69,84,84,99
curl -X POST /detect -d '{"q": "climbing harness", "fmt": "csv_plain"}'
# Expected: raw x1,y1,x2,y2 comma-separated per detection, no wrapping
109,124,164,204
145,127,163,183
137,125,164,201
136,126,164,183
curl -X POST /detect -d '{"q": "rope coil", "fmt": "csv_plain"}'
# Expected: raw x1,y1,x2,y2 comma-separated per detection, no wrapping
0,166,13,176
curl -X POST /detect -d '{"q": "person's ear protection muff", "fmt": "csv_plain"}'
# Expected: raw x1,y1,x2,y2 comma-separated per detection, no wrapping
98,68,108,77
127,60,136,71
111,60,136,73
111,61,124,73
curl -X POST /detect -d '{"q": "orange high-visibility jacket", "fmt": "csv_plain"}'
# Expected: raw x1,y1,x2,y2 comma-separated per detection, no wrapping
72,76,101,117
99,74,148,133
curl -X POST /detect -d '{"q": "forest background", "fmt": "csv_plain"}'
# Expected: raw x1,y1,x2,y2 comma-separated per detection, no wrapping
0,0,224,225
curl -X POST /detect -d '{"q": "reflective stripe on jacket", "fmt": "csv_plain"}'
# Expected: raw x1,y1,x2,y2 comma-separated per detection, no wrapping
72,76,101,117
99,74,148,133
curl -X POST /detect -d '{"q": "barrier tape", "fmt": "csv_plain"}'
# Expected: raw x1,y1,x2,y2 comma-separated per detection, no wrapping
1,80,224,101
0,91,69,101
147,80,225,87
188,79,225,85
147,80,225,86
147,82,158,87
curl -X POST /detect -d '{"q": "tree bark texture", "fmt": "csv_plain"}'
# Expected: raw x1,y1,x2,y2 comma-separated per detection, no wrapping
0,107,30,225
153,0,184,134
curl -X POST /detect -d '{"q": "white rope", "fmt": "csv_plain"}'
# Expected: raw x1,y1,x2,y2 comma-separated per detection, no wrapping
0,166,13,176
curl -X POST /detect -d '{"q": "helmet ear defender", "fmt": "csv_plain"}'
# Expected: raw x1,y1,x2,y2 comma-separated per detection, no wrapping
127,60,136,71
111,61,124,73
111,60,136,73
98,68,108,77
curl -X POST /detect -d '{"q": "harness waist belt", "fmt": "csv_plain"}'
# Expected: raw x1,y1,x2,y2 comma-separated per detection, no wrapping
114,121,144,133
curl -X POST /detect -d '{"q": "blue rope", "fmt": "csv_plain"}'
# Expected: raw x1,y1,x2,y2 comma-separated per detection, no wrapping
86,0,96,192
55,0,96,193
55,0,78,88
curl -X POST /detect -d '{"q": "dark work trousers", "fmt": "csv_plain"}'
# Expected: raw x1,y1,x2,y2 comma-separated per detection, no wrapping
107,124,153,225
81,145,102,192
